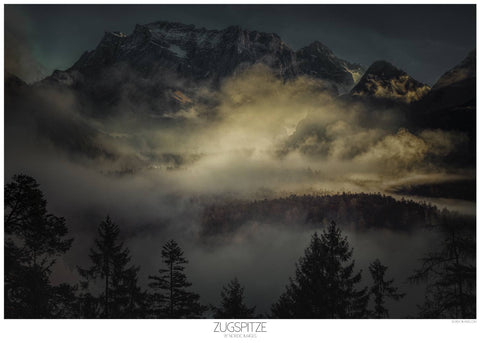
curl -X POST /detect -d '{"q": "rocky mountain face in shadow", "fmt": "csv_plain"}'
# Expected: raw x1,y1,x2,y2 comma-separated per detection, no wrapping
9,21,474,119
350,60,430,103
412,50,476,121
296,41,364,93
409,50,476,166
35,21,366,118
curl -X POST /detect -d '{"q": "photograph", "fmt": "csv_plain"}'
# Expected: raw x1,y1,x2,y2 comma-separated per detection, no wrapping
2,2,477,337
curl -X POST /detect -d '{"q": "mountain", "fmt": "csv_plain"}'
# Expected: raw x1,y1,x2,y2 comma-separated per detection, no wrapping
67,22,298,82
433,50,475,90
40,21,364,117
296,41,364,93
410,50,476,165
415,50,475,114
350,60,430,103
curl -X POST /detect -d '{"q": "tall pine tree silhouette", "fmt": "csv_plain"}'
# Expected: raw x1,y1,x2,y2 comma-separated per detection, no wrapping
148,239,205,318
78,216,144,318
409,213,476,318
368,259,405,318
213,277,256,318
271,221,368,318
4,174,73,318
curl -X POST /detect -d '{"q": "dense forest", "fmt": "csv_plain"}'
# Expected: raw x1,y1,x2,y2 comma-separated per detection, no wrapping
201,193,444,242
4,174,476,319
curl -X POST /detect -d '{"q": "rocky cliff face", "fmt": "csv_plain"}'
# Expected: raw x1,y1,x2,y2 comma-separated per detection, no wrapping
350,61,430,103
40,21,365,117
296,41,364,93
68,22,299,82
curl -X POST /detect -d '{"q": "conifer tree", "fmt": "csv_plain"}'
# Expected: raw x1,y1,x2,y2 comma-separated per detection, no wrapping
50,283,79,318
117,266,149,318
409,213,475,318
148,239,205,318
213,277,256,318
78,216,144,318
271,221,368,318
4,174,73,318
368,259,405,318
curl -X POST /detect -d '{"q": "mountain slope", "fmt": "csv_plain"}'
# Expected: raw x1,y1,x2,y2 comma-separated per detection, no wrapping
296,41,364,93
350,61,430,103
64,21,364,86
69,22,299,82
408,50,476,167
415,50,475,114
433,50,475,90
39,21,364,118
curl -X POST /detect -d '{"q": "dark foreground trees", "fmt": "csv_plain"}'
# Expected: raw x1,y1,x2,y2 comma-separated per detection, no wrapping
149,240,206,318
271,221,369,318
78,216,146,318
5,174,473,319
213,278,256,319
410,213,476,318
4,174,74,318
368,259,405,318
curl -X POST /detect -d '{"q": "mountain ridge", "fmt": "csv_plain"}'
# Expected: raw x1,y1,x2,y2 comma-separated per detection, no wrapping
44,21,365,92
350,60,431,103
12,21,474,121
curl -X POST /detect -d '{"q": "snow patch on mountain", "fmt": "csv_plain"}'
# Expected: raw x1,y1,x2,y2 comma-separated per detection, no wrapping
168,44,187,58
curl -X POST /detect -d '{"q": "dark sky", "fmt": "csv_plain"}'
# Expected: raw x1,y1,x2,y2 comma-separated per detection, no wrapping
5,4,476,85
